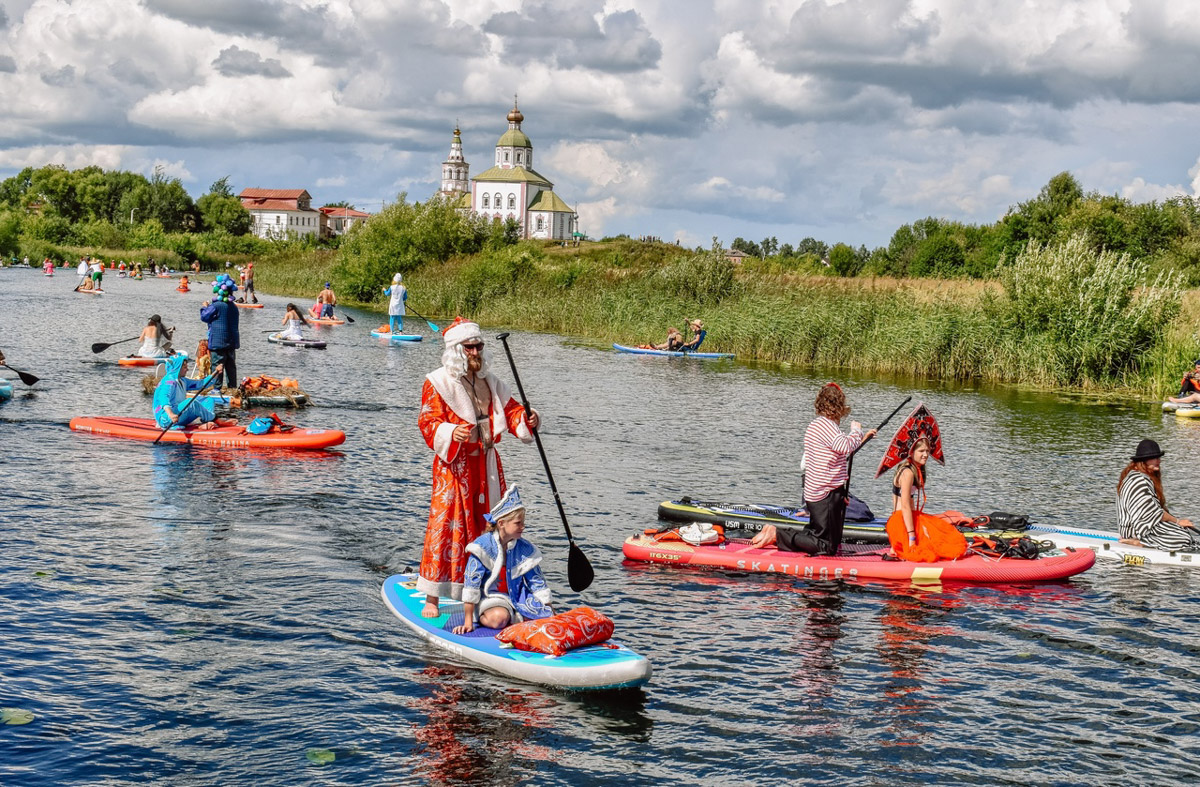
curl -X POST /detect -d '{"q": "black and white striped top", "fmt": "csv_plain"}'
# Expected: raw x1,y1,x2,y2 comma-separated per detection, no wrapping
1117,472,1193,551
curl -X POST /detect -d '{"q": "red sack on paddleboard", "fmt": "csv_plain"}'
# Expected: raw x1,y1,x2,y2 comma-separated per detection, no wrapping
496,607,614,657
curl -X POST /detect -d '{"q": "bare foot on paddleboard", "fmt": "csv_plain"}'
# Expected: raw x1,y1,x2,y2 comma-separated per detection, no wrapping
421,598,439,618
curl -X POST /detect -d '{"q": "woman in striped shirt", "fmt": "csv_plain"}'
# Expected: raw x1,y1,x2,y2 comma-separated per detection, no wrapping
1117,439,1197,551
751,383,876,555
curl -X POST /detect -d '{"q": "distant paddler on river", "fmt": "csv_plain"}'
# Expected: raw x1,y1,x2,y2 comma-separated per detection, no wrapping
416,317,539,619
381,273,407,334
1167,359,1200,406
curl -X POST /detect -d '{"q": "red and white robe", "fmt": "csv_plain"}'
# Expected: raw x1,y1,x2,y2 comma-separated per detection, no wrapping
416,367,533,600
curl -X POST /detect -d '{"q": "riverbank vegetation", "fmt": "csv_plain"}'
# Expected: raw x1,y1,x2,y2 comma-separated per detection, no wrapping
4,164,1198,394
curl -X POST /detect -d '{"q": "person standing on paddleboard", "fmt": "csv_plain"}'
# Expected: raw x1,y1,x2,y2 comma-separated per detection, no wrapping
200,274,241,389
752,382,875,555
383,273,407,334
417,318,539,618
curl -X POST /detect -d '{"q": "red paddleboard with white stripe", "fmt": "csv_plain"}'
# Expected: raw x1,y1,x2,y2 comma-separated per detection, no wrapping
622,533,1094,584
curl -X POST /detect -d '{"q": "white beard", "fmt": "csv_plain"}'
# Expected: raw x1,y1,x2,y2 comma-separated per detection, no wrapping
442,344,492,379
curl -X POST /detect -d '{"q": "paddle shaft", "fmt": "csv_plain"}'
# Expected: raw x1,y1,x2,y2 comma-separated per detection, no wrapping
405,304,440,332
92,336,139,354
152,369,223,444
844,395,912,495
495,334,578,544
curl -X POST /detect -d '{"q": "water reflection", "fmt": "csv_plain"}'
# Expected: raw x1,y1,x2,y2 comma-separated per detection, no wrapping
876,589,959,747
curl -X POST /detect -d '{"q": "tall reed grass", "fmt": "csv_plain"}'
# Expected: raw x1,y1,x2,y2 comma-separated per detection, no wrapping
251,235,1194,396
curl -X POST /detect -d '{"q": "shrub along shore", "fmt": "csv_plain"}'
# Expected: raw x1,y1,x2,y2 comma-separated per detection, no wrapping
252,235,1196,398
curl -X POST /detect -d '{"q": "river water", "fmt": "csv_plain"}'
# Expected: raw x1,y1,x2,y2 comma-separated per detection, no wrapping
1,268,1199,785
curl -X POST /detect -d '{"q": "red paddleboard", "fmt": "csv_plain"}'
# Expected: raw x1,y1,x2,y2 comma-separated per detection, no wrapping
622,533,1094,584
118,357,168,367
235,302,264,309
69,416,345,450
310,318,345,325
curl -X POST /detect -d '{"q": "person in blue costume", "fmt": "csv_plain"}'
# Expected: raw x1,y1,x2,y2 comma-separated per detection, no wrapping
452,485,554,635
383,273,407,334
679,319,706,351
152,354,230,430
200,274,241,389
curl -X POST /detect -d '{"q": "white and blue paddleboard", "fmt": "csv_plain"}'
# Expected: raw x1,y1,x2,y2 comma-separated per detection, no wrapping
371,330,423,343
613,343,734,359
267,334,327,349
380,574,651,691
1028,523,1200,568
0,380,12,401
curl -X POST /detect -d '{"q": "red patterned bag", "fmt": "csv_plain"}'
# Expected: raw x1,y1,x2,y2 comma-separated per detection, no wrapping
495,607,615,656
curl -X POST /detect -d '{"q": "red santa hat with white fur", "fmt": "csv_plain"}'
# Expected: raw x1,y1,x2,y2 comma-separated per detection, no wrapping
442,316,483,348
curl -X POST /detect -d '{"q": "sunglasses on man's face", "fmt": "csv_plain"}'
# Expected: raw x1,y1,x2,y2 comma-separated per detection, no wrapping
462,343,484,351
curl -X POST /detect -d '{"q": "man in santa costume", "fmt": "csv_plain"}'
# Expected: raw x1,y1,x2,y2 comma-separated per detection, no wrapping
417,317,540,617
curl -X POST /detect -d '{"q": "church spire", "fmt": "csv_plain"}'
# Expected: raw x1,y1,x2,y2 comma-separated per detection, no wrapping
440,123,469,198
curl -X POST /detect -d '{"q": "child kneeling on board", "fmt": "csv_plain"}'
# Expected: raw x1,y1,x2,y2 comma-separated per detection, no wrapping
452,485,554,634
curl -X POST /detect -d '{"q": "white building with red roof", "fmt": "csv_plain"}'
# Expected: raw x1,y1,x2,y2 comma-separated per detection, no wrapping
319,205,371,238
239,188,322,240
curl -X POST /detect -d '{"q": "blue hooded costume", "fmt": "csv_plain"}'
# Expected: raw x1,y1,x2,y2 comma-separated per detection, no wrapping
460,486,553,625
152,355,217,428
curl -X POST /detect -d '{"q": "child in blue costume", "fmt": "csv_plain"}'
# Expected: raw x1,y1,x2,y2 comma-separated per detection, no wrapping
452,485,554,635
152,354,225,429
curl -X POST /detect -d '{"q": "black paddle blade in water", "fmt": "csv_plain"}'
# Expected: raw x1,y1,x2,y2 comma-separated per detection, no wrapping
567,542,594,592
2,365,38,386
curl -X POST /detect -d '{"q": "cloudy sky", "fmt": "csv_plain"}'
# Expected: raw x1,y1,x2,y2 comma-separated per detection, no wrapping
1,0,1199,247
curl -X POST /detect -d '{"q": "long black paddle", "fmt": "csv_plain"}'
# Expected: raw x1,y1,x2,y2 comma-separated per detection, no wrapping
338,311,355,324
91,337,138,354
496,332,594,592
844,395,912,496
0,363,39,386
152,368,223,444
405,304,440,332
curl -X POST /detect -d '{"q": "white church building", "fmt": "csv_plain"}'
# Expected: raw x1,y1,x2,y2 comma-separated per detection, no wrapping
437,101,577,241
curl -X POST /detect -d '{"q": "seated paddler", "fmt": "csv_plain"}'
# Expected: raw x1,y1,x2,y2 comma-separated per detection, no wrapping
452,485,554,635
152,355,231,430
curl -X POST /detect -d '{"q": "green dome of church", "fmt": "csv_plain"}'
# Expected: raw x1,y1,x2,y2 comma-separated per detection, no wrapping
497,128,532,148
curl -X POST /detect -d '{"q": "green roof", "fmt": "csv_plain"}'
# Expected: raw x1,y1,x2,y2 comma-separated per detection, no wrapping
497,129,532,148
472,166,552,187
527,190,573,213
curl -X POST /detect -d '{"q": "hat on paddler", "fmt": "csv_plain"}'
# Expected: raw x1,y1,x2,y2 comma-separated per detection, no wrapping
1131,439,1164,462
484,485,525,524
442,316,482,348
875,402,944,477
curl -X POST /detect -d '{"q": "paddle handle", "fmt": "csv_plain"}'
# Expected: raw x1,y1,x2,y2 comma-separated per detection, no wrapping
495,333,577,545
152,368,223,444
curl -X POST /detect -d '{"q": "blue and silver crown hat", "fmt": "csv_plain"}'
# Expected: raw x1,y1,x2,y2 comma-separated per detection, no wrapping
483,485,525,523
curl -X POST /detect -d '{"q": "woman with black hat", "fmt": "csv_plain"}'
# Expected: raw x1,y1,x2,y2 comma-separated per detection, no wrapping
1117,439,1197,550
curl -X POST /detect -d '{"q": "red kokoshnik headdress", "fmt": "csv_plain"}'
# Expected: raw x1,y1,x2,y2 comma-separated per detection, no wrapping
875,402,944,478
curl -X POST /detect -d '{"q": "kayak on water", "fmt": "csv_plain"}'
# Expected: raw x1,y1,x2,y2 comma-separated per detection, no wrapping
622,532,1095,584
658,496,890,543
0,381,12,401
118,352,187,367
267,334,327,349
310,318,345,326
69,416,345,450
613,343,734,360
1026,523,1200,569
235,302,264,309
370,330,423,342
380,574,651,691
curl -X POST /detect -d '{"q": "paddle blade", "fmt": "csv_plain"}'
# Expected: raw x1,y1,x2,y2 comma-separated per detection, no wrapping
342,313,355,324
567,541,594,592
90,342,109,354
426,320,440,332
15,370,38,386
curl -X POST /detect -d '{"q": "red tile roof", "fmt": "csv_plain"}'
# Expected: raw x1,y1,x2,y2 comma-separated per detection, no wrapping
242,199,318,212
240,188,311,200
319,206,370,218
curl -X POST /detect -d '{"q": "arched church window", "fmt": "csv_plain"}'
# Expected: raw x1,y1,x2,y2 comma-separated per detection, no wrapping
494,193,502,208
536,217,544,232
482,194,489,208
516,151,522,164
507,195,516,210
504,152,509,162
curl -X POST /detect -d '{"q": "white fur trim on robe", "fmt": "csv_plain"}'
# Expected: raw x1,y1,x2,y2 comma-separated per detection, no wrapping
426,367,534,504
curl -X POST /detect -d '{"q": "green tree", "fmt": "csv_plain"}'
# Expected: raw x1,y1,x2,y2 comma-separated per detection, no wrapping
197,190,252,235
828,242,861,277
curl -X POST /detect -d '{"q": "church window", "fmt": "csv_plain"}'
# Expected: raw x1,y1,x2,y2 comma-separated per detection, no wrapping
536,216,544,232
504,152,509,162
516,151,522,164
494,193,502,207
482,194,489,208
508,195,516,210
